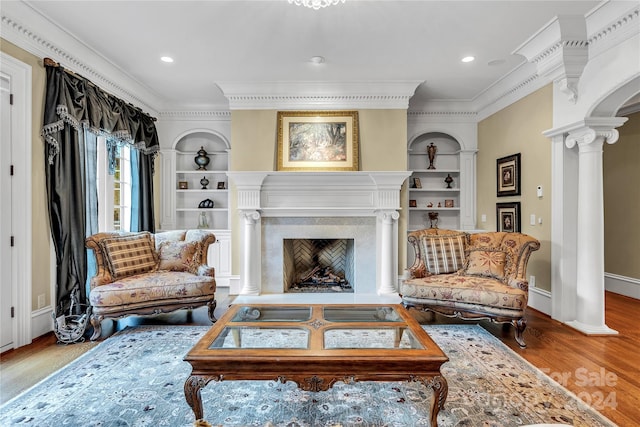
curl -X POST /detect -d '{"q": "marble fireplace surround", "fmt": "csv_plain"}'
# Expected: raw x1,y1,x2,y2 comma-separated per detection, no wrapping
227,172,411,296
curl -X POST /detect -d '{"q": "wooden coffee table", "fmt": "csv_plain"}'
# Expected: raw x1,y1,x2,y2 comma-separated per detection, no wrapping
183,304,449,426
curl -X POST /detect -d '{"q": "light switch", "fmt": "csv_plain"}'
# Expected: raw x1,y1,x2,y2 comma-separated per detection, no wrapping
481,214,486,223
537,186,543,198
530,214,536,226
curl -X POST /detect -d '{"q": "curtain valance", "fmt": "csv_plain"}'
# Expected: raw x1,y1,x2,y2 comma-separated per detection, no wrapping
42,59,159,164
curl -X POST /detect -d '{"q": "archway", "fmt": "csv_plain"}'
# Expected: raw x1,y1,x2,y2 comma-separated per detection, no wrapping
547,75,639,334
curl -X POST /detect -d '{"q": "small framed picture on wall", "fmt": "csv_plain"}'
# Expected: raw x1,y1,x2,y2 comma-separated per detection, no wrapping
496,202,521,232
496,153,521,197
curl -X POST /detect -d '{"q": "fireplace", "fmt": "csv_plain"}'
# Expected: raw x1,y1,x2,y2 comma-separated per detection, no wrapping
283,238,355,293
228,171,411,296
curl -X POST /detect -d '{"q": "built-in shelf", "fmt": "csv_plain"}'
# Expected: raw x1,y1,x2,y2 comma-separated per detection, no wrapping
408,134,463,233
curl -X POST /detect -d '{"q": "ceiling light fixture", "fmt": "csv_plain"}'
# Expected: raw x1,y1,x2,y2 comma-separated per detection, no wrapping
288,0,346,10
461,56,475,63
160,56,174,63
310,56,325,64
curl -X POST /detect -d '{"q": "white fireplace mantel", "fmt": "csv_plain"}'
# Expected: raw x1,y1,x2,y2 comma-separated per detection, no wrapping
228,171,411,214
227,171,411,296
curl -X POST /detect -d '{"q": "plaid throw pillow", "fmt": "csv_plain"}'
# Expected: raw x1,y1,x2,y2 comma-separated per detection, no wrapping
420,233,467,274
101,233,158,279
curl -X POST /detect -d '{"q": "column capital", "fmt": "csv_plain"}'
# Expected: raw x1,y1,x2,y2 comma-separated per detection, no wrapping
565,126,619,150
376,210,400,222
240,210,261,223
544,117,627,141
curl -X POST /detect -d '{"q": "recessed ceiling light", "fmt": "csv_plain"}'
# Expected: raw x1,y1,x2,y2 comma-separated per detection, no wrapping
310,56,325,64
461,56,475,63
160,56,174,63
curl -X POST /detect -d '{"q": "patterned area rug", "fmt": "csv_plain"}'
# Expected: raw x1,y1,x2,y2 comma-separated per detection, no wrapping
0,324,615,427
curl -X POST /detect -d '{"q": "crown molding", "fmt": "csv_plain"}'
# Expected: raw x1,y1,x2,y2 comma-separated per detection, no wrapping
157,111,231,121
217,81,422,110
2,1,635,121
587,3,640,58
1,2,163,115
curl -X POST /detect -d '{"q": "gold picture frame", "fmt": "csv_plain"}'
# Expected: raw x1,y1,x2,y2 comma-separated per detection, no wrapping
277,111,359,171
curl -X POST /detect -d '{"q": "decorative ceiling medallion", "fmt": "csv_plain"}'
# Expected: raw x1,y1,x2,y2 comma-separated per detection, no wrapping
288,0,346,10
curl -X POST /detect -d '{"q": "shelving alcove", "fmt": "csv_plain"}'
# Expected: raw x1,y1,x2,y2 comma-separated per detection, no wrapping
407,133,462,232
160,131,232,286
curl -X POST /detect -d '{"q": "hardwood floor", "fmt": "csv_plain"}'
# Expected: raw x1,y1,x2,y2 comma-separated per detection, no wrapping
1,290,638,426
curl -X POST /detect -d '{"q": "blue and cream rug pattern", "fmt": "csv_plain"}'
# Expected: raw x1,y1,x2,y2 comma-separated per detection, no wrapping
0,324,615,426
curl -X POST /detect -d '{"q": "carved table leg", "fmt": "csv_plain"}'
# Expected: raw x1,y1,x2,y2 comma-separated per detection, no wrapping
184,375,215,420
414,375,448,427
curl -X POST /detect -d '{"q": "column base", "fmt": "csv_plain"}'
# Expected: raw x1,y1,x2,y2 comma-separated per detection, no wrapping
565,320,618,335
239,285,261,296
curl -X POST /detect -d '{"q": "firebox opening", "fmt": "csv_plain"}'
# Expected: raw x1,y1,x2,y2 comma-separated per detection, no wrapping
283,238,355,293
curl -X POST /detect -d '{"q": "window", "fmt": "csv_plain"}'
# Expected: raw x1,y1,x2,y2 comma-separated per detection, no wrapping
97,137,132,232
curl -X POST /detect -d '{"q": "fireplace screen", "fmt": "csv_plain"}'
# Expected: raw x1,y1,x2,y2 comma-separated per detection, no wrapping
283,239,355,293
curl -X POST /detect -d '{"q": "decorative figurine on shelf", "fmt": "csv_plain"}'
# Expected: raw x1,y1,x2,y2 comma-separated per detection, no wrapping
198,199,214,208
438,202,442,207
427,142,437,169
197,212,209,229
200,176,209,189
427,202,433,207
444,173,454,188
428,212,439,228
194,146,210,170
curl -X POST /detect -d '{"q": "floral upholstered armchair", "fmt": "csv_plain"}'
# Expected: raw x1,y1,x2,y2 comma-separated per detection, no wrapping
400,228,540,347
86,230,217,340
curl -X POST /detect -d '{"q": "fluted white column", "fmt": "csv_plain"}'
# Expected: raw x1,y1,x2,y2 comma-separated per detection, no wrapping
240,210,261,295
565,125,620,335
377,210,400,294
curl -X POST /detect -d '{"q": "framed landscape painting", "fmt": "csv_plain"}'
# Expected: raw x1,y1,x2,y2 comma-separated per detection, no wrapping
496,153,521,197
277,111,359,171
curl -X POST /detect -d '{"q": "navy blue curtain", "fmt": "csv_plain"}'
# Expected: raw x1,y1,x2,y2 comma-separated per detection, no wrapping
42,60,159,313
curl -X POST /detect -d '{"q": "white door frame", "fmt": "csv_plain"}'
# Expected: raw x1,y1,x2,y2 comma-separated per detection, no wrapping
1,52,32,349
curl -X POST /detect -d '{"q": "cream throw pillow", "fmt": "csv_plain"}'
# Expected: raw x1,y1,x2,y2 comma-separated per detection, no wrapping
463,248,509,280
157,241,201,274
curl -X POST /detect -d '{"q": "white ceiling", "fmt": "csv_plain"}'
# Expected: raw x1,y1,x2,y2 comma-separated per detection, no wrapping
20,0,606,110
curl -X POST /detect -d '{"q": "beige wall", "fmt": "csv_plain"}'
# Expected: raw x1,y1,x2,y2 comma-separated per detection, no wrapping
604,111,640,279
229,109,408,274
1,39,51,311
477,84,553,291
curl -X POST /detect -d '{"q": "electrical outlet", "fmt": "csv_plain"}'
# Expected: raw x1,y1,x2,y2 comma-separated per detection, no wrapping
481,214,486,223
529,275,536,287
37,294,45,309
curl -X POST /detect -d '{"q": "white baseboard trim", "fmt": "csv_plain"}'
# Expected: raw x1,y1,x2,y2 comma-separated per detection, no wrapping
605,273,640,299
528,286,552,316
31,306,54,340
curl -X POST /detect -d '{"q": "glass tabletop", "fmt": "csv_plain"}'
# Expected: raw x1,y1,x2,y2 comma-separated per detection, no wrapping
210,327,309,349
208,305,424,350
230,306,312,322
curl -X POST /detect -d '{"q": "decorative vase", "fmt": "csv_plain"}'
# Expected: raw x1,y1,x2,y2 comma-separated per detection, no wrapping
194,146,210,170
427,142,437,170
200,176,209,189
444,174,453,188
428,211,439,228
197,211,209,229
